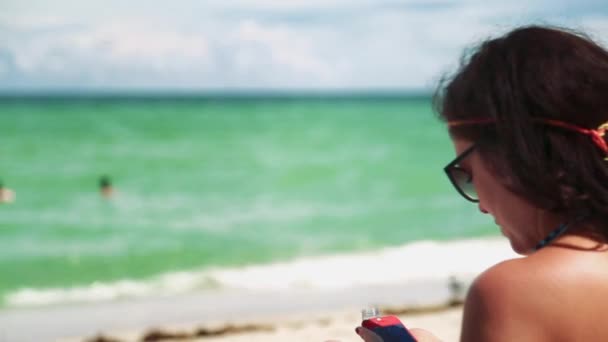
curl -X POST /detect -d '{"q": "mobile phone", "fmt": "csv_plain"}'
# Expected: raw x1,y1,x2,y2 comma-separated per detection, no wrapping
361,315,417,342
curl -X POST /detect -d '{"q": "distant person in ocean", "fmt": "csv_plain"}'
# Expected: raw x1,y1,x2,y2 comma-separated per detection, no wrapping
0,180,15,204
99,175,114,198
354,25,608,342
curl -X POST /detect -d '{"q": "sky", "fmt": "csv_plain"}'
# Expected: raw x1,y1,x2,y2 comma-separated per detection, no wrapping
1,0,607,92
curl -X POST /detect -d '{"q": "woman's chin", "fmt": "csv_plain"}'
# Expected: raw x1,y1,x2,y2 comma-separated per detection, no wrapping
508,239,533,255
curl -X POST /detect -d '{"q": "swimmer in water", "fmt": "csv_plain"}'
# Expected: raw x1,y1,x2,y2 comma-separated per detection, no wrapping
99,175,114,198
0,180,15,204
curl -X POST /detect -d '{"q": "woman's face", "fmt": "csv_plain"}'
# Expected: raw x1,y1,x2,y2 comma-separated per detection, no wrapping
451,139,557,254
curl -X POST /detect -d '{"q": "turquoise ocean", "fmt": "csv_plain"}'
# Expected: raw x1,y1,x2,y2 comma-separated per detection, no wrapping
0,95,501,309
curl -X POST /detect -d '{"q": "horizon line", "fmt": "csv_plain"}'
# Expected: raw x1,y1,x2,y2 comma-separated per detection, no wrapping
0,89,435,100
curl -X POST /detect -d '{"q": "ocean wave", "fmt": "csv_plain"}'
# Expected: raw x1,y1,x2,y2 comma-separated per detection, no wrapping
4,236,518,307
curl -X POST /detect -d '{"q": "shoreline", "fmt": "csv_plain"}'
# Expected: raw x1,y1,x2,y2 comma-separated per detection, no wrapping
4,237,516,309
0,276,472,342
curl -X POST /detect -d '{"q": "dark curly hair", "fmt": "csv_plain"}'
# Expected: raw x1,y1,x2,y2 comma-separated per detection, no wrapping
434,25,608,234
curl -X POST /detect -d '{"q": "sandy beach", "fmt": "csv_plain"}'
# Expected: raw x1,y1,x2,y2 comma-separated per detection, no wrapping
72,305,463,342
1,277,470,342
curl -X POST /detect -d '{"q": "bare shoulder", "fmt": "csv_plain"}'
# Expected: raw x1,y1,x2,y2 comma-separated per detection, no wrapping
460,258,551,341
461,248,608,341
466,257,540,309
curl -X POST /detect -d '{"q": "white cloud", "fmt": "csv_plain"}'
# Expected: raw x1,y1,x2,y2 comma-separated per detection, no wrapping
0,14,67,31
0,0,607,90
73,23,211,69
232,20,332,77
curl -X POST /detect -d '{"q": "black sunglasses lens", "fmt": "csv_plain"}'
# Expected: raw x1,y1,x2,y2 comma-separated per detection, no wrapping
449,168,477,201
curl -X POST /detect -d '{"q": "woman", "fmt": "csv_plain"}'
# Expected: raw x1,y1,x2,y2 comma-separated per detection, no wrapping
358,25,608,341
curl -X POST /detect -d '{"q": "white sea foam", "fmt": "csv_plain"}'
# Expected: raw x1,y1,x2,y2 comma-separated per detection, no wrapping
5,236,519,307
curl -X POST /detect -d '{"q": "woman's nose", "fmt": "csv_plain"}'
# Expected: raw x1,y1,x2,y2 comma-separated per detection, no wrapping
479,204,489,214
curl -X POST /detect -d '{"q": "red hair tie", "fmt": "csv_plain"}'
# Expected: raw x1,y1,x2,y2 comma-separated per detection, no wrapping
447,118,608,159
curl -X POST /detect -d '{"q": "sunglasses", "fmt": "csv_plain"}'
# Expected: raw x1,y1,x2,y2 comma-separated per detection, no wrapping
444,145,478,203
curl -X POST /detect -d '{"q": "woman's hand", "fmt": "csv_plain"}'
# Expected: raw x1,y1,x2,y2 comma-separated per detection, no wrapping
355,326,383,341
